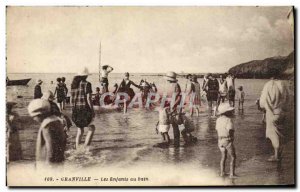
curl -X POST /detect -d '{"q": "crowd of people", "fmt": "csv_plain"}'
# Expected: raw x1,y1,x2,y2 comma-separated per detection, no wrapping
6,66,291,178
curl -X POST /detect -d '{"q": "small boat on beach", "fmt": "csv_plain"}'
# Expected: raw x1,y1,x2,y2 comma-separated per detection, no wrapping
6,77,31,86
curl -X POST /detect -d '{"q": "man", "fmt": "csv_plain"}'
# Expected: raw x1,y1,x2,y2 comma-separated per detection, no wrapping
259,73,289,162
71,67,95,149
34,79,43,99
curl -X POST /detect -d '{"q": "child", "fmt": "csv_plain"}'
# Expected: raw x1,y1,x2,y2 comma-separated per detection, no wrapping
28,99,67,166
180,114,197,144
256,98,266,123
93,87,101,106
54,77,66,111
237,86,245,110
215,103,237,178
42,90,72,134
155,107,171,144
61,77,68,109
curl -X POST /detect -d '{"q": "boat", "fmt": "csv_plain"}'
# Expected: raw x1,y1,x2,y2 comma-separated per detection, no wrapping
6,78,31,86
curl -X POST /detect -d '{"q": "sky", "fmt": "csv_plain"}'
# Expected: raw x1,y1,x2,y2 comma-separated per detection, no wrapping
6,6,294,74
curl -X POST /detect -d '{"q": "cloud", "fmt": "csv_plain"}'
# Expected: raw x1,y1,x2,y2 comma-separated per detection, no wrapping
6,7,294,74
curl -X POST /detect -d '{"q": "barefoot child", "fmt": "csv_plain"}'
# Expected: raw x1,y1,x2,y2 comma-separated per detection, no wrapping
237,86,245,110
42,90,72,137
180,114,197,144
215,103,237,178
28,99,67,167
155,107,171,144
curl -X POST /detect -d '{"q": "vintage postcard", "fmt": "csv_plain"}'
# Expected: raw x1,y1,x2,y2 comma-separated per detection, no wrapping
6,6,295,186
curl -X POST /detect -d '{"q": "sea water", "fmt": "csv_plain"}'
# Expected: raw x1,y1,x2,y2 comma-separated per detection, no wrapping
6,73,295,185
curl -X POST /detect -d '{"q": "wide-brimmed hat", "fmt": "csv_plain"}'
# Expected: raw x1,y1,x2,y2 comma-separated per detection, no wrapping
217,103,234,115
164,71,177,82
28,99,50,117
77,67,92,76
41,90,55,101
36,79,43,84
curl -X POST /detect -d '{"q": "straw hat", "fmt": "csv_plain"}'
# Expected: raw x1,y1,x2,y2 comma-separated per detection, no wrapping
36,79,43,84
164,71,177,82
77,67,92,76
41,90,55,101
28,99,50,117
217,103,234,115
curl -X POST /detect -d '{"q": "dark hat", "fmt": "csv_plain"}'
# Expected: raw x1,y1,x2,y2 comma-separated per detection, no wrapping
186,74,192,78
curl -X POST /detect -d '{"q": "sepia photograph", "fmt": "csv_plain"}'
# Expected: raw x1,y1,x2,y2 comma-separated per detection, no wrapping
6,6,295,186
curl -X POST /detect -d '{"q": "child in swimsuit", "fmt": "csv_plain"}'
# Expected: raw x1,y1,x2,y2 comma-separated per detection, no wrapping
156,107,171,144
215,103,237,178
237,86,245,110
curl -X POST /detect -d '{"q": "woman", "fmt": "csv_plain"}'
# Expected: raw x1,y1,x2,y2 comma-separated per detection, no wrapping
259,77,289,161
203,74,219,116
71,68,95,149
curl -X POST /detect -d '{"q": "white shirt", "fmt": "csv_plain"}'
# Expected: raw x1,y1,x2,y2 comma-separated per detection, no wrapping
226,76,235,90
159,108,169,125
219,80,228,95
215,116,234,137
259,79,289,115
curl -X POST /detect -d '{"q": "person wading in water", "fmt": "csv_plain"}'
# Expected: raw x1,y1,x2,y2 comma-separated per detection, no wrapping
71,67,95,149
163,71,183,147
116,72,141,105
100,65,114,93
203,73,219,116
259,70,290,162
